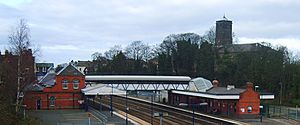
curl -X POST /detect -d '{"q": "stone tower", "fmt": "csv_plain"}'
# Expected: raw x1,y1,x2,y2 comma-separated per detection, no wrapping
215,16,232,46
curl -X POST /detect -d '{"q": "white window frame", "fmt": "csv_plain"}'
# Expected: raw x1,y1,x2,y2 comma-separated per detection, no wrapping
73,79,80,89
62,79,68,89
49,96,55,106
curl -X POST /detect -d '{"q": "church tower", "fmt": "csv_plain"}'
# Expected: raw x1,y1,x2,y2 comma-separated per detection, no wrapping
215,15,232,46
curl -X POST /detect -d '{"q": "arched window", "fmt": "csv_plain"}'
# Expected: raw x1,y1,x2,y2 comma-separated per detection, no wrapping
62,79,68,89
49,96,55,107
247,106,252,113
73,79,80,89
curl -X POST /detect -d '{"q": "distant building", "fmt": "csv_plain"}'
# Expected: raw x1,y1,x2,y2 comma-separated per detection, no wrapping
35,63,54,80
24,63,85,110
73,60,96,74
214,16,278,73
0,49,36,91
215,16,233,46
215,16,265,54
73,61,89,74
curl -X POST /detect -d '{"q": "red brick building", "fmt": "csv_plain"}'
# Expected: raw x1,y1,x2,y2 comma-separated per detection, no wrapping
169,81,273,118
0,49,35,98
24,64,85,110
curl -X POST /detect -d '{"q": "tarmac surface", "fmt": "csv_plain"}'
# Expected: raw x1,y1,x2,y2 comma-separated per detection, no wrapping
28,109,300,125
28,109,102,125
236,117,300,125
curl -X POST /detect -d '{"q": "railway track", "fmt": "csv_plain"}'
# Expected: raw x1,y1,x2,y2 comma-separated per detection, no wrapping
88,95,247,125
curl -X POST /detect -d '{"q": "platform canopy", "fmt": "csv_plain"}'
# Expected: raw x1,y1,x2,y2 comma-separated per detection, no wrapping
172,90,274,100
81,84,126,95
85,75,191,91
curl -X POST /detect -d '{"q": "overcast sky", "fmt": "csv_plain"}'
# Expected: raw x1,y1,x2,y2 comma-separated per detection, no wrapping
0,0,300,65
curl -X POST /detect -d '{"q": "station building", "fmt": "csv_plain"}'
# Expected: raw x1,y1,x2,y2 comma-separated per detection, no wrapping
24,63,85,110
168,79,274,118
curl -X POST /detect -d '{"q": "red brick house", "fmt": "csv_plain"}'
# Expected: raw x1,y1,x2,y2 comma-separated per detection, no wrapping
24,63,85,110
169,80,273,118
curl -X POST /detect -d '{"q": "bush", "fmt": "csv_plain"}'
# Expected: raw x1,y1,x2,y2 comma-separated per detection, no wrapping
291,99,300,106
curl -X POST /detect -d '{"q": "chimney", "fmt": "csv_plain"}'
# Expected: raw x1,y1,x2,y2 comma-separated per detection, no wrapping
246,82,254,90
212,80,219,87
5,50,9,55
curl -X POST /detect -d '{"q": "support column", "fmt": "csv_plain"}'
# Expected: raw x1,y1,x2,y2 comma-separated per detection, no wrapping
110,84,113,116
85,96,88,112
99,96,102,111
227,100,229,116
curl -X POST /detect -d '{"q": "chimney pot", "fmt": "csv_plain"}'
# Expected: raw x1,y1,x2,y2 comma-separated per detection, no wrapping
212,80,219,87
246,82,254,90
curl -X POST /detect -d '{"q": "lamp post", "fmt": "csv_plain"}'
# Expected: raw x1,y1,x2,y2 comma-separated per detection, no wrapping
22,105,27,119
88,112,91,125
259,105,263,122
255,86,259,91
179,102,208,125
139,91,158,125
151,92,154,125
256,85,263,122
279,82,283,105
153,112,168,125
125,90,128,125
97,93,102,111
110,84,113,116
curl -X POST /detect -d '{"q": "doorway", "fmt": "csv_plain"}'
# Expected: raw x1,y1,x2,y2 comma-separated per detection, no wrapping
37,99,41,110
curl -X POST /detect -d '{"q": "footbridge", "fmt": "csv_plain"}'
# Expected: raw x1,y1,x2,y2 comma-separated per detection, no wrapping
85,75,191,91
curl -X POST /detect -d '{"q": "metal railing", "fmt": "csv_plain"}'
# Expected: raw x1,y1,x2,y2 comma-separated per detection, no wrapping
88,106,108,125
268,105,299,121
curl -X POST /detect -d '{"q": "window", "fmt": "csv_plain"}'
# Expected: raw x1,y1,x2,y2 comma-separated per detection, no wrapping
73,79,80,89
42,67,46,72
62,79,68,89
247,106,252,113
39,67,43,72
49,96,55,106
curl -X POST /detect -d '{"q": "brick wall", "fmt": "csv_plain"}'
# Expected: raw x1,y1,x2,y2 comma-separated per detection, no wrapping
24,70,86,110
236,82,260,117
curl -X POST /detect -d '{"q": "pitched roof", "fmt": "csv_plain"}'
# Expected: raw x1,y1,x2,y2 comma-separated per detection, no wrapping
81,84,126,95
57,64,84,76
217,43,262,54
75,61,91,67
35,63,54,67
39,72,56,86
24,83,44,91
38,67,56,86
206,87,245,95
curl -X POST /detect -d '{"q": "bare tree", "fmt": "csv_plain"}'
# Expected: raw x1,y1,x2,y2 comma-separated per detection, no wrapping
203,26,216,44
104,45,122,60
91,52,103,61
8,19,34,112
9,19,31,55
125,41,152,61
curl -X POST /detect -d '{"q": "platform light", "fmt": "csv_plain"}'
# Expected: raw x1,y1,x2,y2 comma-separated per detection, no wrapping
255,86,259,91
